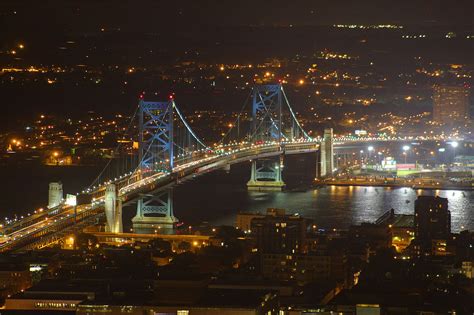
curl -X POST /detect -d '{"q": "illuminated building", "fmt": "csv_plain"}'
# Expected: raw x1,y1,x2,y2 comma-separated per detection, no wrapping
433,85,470,124
0,263,32,301
375,209,414,252
235,211,265,232
349,223,391,254
414,196,450,240
76,290,278,315
251,208,306,255
414,196,451,255
260,251,348,285
251,209,349,286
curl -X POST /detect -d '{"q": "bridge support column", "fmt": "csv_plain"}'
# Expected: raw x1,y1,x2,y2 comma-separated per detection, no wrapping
247,157,285,191
48,182,63,209
315,149,320,180
132,188,177,234
223,163,231,173
104,184,123,233
320,128,334,178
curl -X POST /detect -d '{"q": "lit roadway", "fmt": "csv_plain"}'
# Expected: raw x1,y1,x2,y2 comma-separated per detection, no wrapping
0,136,462,252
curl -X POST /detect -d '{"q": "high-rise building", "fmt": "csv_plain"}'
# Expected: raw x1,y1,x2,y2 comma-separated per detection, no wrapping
433,85,470,124
252,209,349,285
414,196,451,241
251,208,306,255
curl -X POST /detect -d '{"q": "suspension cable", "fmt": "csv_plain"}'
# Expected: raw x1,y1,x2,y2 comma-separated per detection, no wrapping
281,86,311,139
248,89,288,141
88,103,140,190
172,101,209,150
216,88,252,146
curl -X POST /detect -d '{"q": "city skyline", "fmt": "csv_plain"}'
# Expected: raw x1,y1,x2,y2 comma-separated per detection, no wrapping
0,2,473,314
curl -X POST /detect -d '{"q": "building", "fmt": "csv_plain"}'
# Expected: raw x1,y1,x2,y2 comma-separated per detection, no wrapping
461,261,474,279
76,290,279,315
4,279,96,314
0,263,32,301
349,223,392,254
5,278,279,315
414,196,451,255
414,196,450,240
251,209,307,255
251,209,351,286
376,209,415,252
236,211,265,232
261,251,348,286
433,85,470,124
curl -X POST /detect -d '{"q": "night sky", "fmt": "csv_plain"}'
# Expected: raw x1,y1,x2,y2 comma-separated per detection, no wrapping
0,0,472,39
0,1,472,127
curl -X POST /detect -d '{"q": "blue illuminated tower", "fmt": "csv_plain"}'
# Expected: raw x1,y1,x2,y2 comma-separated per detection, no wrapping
133,99,177,233
138,100,174,172
247,84,286,191
251,84,283,143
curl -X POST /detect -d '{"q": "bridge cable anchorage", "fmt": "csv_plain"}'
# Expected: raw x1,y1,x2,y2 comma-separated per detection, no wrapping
281,86,312,140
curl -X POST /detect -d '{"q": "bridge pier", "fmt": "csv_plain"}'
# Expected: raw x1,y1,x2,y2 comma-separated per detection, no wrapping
48,182,63,209
247,157,285,191
104,184,123,233
223,163,231,173
132,188,177,234
320,128,334,178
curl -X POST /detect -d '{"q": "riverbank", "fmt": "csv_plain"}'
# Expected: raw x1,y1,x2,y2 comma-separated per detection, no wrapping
1,158,472,233
322,180,473,191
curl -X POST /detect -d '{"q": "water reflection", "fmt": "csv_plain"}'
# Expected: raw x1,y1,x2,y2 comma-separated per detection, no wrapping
0,163,471,234
238,186,473,233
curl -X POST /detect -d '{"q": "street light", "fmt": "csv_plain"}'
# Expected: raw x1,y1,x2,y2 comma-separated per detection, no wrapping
450,141,459,163
402,145,410,164
367,146,374,162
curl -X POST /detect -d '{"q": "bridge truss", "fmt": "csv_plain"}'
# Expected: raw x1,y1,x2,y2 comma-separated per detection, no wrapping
1,84,333,251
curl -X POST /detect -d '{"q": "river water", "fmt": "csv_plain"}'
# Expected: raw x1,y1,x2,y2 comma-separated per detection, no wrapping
0,155,472,232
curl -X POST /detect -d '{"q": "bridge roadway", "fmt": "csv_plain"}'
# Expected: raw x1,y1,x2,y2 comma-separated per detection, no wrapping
0,139,320,252
0,136,454,252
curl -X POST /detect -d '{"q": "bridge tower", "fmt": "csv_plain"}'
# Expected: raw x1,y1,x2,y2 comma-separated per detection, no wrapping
48,182,63,209
319,128,334,177
104,184,123,233
247,84,286,191
132,100,178,233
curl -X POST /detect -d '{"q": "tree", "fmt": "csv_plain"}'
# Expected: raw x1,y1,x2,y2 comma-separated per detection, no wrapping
76,233,98,251
178,241,191,252
149,239,172,254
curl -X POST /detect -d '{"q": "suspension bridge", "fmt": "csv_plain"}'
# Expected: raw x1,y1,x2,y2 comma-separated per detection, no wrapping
0,84,455,252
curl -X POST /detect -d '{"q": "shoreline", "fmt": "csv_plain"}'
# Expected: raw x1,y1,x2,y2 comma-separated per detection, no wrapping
319,182,473,191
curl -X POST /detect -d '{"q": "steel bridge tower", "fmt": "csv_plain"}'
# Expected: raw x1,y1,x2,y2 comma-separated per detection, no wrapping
247,84,287,191
132,100,177,233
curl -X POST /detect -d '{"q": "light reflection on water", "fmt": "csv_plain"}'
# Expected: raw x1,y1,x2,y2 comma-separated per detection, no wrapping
226,186,473,233
0,163,471,233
